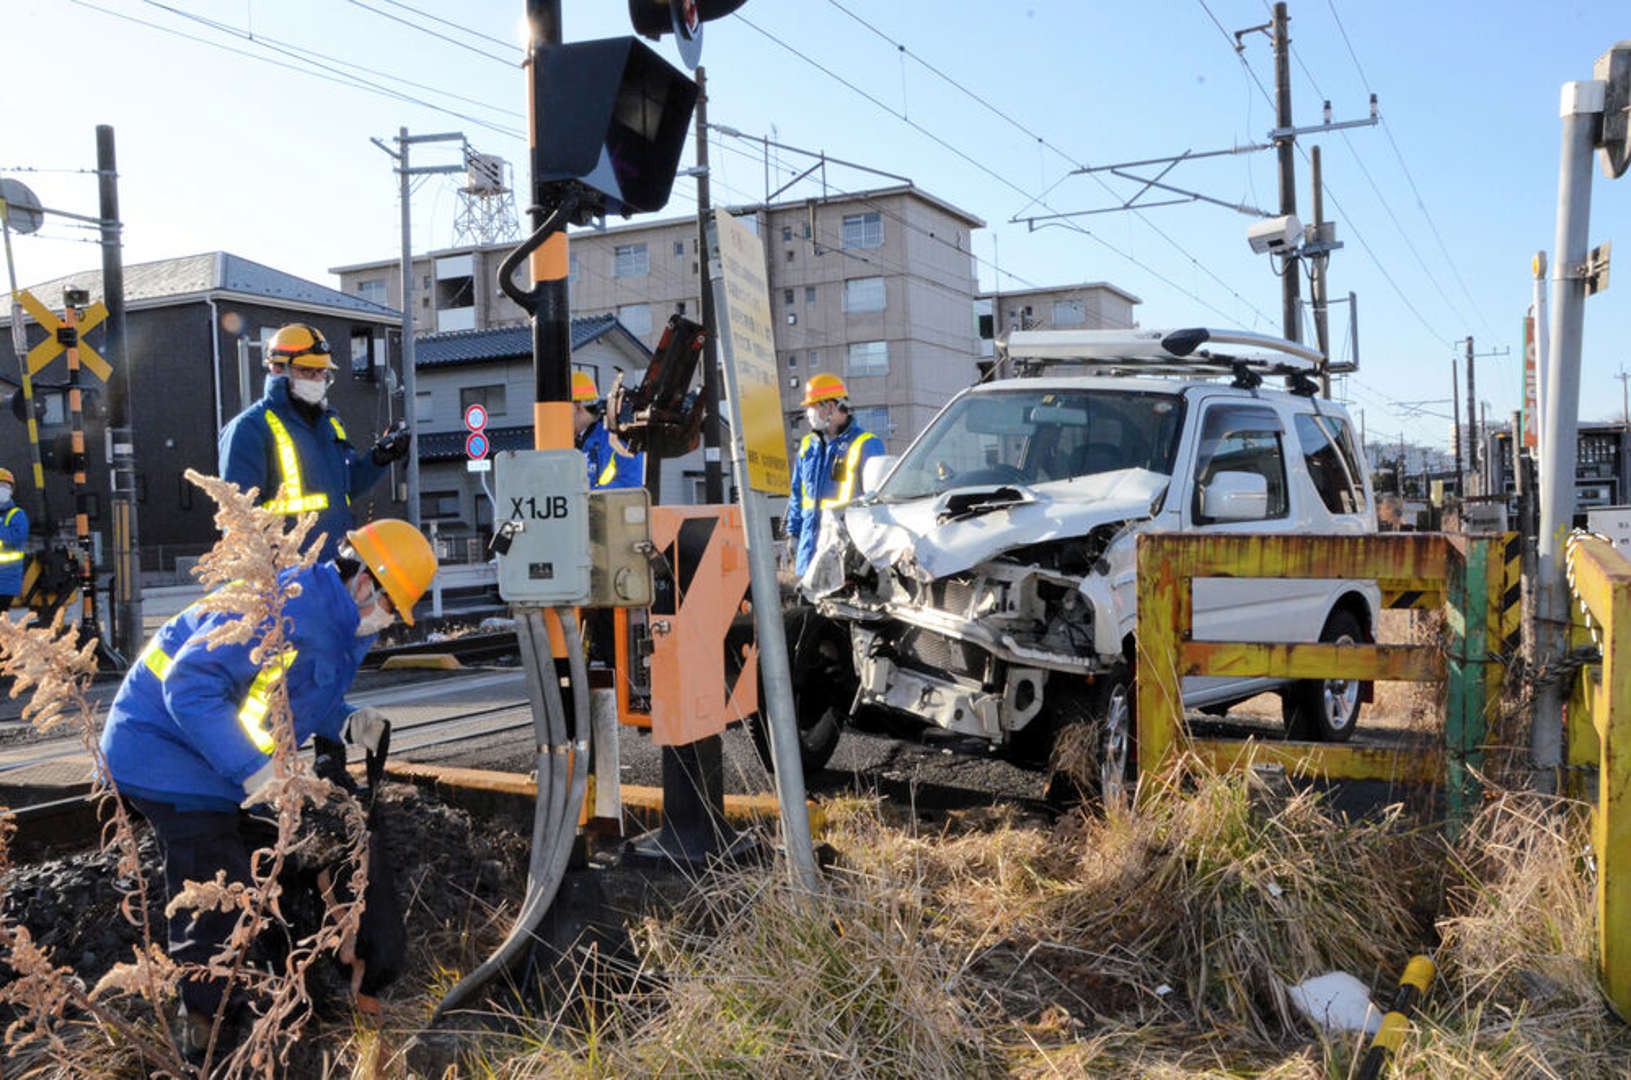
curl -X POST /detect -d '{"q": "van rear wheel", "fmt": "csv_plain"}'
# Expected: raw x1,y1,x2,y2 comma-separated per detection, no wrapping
1280,609,1366,742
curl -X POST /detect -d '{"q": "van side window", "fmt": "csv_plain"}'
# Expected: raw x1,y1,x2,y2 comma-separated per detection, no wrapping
1192,405,1289,524
1294,413,1366,515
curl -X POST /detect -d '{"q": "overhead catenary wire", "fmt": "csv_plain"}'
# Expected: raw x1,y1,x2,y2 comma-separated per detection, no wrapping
736,14,1262,330
342,0,520,67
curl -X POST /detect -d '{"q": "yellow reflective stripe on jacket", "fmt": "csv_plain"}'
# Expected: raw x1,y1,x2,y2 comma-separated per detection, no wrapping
0,507,23,563
819,433,877,510
597,457,617,486
235,650,296,755
142,644,295,756
262,412,329,514
329,416,348,442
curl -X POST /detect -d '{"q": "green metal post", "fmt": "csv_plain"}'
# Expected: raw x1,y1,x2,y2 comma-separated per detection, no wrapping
1445,537,1491,830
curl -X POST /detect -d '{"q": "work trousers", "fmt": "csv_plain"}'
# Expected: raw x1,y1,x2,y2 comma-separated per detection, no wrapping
131,793,400,1015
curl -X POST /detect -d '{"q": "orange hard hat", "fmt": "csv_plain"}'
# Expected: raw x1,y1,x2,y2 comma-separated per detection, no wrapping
345,519,437,626
572,370,599,403
266,323,337,371
801,372,848,407
0,468,14,487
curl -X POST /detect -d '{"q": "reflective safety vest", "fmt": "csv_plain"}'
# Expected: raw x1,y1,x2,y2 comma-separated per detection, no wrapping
262,411,331,514
786,421,883,575
0,507,23,564
143,640,296,756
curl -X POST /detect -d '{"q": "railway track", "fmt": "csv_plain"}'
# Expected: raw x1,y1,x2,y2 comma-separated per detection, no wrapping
368,629,519,667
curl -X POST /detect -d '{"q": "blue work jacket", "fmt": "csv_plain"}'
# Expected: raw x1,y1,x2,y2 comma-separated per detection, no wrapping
218,377,387,560
100,562,373,810
785,420,883,574
0,500,27,596
578,420,645,490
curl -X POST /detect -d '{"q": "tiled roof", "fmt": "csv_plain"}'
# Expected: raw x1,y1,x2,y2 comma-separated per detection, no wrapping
13,252,398,318
414,314,636,367
418,424,537,461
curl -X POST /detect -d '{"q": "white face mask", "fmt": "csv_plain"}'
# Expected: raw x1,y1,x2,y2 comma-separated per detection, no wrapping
357,605,394,637
805,406,826,433
0,485,12,503
289,376,328,405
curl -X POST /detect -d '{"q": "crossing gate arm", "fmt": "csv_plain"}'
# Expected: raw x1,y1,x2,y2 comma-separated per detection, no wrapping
1561,533,1631,1020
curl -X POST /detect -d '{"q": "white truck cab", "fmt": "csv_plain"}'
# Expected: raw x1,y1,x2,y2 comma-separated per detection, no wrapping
774,328,1380,802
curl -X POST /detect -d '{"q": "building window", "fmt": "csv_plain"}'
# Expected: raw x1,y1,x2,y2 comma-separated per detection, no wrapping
805,286,816,303
786,249,795,262
676,300,687,315
614,243,648,278
568,254,580,283
420,490,462,520
808,349,820,368
784,288,795,306
787,353,798,369
422,274,432,290
673,241,684,257
355,279,386,304
461,384,508,418
617,303,652,339
850,405,890,437
1051,298,1087,326
841,212,883,249
779,225,790,241
415,391,433,422
350,330,373,381
843,276,886,313
802,222,812,239
846,340,889,377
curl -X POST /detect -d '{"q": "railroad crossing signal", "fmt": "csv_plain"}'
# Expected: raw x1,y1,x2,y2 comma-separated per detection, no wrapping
13,289,111,380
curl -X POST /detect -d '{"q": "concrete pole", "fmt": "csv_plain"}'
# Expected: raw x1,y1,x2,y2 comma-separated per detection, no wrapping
1311,145,1331,396
1451,357,1463,492
1532,252,1549,468
1534,78,1606,795
695,67,725,504
97,125,140,660
1272,2,1302,343
1464,337,1480,492
396,127,423,525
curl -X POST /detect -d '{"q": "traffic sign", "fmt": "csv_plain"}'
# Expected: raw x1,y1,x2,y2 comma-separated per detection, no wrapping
14,290,111,380
466,431,490,459
463,403,488,431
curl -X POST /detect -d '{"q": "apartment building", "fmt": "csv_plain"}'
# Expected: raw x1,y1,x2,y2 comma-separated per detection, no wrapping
332,184,986,453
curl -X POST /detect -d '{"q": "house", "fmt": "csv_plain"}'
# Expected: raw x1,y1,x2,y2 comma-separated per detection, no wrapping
0,252,404,579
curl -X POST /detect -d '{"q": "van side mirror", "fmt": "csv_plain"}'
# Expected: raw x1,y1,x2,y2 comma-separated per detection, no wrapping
1201,471,1268,521
861,454,897,493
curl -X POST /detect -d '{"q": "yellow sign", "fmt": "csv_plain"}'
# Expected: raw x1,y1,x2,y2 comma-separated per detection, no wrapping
14,289,112,380
712,211,790,495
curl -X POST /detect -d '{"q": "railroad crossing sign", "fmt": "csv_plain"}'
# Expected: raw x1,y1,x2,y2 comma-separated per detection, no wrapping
13,289,111,380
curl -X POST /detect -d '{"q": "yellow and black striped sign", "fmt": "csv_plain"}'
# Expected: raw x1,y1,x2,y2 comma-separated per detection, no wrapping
1499,532,1522,658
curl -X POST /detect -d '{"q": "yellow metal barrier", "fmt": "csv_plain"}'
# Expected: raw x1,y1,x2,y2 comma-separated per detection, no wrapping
1560,533,1631,1020
1134,532,1511,822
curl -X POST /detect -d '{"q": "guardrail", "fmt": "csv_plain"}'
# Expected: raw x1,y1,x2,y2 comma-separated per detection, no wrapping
1133,532,1515,824
1560,532,1630,1020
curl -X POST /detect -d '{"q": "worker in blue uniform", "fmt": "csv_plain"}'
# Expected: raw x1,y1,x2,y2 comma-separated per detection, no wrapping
219,324,411,560
100,519,436,1051
0,467,28,611
572,371,644,490
785,373,884,575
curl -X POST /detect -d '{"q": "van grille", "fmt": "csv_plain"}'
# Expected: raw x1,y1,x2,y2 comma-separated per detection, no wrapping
895,625,985,681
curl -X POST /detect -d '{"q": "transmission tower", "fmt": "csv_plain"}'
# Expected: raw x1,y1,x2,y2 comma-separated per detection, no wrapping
452,151,520,246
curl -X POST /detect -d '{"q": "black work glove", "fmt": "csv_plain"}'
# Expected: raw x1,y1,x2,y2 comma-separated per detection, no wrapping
371,420,411,466
312,735,359,796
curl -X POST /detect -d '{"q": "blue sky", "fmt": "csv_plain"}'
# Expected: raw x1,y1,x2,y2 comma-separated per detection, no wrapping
5,1,1628,452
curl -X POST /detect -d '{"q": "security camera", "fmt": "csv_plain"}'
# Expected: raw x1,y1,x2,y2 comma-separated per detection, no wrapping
1246,214,1304,255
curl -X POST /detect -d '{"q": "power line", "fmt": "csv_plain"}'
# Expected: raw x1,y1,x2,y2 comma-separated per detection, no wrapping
370,0,524,56
342,0,519,67
737,14,1261,328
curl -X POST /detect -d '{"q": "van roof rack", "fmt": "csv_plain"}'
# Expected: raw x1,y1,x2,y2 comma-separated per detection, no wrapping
997,327,1324,384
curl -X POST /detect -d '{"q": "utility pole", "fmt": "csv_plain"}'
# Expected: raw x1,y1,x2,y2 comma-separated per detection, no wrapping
371,129,467,526
97,125,140,662
1617,366,1631,425
1464,337,1479,491
1310,144,1331,393
1451,358,1463,494
695,67,724,503
1272,2,1302,343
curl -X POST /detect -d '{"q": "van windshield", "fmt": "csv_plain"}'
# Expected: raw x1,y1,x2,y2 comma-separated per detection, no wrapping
877,388,1185,501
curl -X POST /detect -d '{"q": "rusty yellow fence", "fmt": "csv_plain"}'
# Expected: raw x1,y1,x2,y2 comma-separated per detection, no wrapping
1134,532,1514,823
1560,533,1631,1020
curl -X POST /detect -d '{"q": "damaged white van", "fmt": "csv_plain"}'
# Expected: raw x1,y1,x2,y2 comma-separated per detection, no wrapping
778,327,1380,803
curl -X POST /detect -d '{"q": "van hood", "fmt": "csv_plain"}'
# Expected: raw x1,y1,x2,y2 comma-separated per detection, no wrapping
843,468,1167,580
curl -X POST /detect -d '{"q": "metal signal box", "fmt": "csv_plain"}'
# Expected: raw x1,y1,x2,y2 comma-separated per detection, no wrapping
588,488,654,607
493,449,591,605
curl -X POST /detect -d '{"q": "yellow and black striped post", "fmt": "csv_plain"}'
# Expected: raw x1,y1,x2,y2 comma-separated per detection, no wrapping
1357,954,1435,1080
1499,531,1523,659
61,291,97,639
